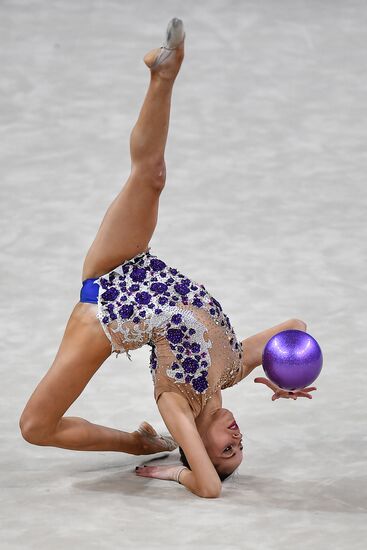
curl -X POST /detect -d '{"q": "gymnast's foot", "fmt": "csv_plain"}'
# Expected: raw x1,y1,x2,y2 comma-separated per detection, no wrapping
143,17,185,80
132,421,178,455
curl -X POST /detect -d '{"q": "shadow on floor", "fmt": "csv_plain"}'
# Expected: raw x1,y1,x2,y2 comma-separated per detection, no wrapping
72,466,367,514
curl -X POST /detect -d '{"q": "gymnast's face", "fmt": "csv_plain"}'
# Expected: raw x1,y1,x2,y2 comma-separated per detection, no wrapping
202,408,243,476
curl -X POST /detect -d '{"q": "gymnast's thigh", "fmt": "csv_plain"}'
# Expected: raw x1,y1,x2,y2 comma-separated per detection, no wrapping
20,303,112,435
82,171,163,280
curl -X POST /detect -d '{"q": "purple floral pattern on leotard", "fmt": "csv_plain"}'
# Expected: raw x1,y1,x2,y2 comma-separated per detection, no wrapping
95,249,242,395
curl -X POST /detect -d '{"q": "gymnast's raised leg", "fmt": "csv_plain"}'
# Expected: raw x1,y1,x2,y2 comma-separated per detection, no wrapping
19,20,185,455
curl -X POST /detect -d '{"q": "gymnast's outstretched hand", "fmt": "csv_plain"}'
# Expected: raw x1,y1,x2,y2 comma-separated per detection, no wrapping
135,464,188,482
254,377,317,401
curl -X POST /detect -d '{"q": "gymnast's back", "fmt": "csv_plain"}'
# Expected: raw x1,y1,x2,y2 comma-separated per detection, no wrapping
80,248,244,417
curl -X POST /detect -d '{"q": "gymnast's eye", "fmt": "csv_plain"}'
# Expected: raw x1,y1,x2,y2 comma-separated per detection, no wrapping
223,445,233,454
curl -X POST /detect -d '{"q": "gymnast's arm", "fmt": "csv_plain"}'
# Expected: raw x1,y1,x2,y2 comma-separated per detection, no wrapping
157,392,222,498
232,319,316,400
235,318,308,384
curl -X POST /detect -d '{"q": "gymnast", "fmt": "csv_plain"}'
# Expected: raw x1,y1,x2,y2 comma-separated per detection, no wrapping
19,18,315,498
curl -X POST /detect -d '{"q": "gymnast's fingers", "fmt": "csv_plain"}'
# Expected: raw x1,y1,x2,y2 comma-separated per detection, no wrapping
135,466,158,478
254,377,276,390
297,391,312,399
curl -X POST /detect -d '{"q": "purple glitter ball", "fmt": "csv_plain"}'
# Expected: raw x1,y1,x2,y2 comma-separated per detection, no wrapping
262,330,323,390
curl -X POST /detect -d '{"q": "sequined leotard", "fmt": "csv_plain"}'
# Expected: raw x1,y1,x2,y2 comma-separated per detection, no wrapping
81,248,244,417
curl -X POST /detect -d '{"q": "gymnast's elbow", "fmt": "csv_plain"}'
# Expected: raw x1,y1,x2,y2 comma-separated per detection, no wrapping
196,483,222,499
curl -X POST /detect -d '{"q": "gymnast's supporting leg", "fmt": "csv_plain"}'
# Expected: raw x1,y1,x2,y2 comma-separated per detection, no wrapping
19,35,184,454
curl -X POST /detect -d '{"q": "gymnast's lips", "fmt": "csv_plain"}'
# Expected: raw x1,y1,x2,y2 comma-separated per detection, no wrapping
228,420,239,430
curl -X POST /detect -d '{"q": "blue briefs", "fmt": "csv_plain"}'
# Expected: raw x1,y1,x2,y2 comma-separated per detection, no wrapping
80,278,99,304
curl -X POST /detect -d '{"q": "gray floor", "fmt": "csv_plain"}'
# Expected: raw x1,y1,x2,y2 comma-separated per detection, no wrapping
1,1,366,549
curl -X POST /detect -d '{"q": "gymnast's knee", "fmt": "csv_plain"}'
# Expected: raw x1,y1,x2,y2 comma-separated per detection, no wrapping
131,157,166,192
19,413,54,446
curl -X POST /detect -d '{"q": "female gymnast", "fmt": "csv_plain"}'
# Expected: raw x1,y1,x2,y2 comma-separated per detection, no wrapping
19,18,316,498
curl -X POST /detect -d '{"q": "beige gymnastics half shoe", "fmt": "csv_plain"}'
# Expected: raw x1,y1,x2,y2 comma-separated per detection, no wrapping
144,17,185,71
138,421,178,453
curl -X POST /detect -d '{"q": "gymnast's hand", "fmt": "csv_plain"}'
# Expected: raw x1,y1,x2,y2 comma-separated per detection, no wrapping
135,464,188,482
254,377,317,401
